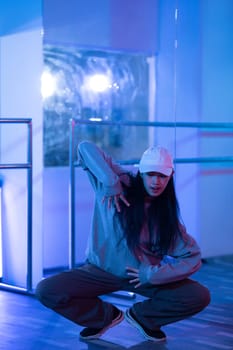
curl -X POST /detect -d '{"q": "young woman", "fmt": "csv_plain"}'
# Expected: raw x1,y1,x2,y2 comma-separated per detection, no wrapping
36,141,210,342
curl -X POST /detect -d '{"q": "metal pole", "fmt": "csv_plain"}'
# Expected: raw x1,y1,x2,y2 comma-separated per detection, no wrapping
70,118,233,130
69,119,76,269
27,120,33,292
0,118,33,294
0,118,32,123
0,164,31,169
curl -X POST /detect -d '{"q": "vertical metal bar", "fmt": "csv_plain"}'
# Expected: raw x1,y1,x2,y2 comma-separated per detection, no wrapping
27,120,33,291
0,186,2,279
69,118,76,269
0,118,32,294
147,56,156,145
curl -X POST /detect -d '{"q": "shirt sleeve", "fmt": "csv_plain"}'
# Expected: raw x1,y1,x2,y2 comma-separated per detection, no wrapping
77,141,130,196
139,227,202,285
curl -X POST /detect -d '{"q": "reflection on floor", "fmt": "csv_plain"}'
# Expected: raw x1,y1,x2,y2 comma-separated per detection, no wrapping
0,256,233,350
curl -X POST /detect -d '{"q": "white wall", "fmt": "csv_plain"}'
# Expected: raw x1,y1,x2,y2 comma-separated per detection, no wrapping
43,0,159,54
156,0,233,257
0,28,43,289
43,167,94,269
199,0,233,257
156,0,201,244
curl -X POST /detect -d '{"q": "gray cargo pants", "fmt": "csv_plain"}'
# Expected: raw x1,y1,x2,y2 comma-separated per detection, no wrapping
36,263,210,330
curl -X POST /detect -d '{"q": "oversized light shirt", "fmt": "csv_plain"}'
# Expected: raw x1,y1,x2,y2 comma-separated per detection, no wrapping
77,141,202,285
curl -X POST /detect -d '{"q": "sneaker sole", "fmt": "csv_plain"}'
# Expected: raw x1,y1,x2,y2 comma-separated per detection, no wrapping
80,310,124,340
125,309,166,342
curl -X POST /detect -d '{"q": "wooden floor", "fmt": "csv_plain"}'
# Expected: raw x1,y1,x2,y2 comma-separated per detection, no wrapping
0,256,233,350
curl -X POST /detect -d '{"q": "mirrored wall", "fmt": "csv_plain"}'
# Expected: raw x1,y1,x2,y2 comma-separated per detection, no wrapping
41,0,233,276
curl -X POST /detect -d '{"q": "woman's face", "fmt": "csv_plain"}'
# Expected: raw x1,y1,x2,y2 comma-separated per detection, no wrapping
141,171,172,197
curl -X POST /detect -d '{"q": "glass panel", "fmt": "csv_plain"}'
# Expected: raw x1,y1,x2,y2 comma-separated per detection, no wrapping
42,48,150,166
42,0,161,273
1,169,28,287
41,0,233,275
0,123,28,164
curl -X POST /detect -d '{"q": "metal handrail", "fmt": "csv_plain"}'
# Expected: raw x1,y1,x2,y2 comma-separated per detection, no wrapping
0,118,32,124
70,118,233,129
0,118,33,293
69,118,233,270
0,164,32,169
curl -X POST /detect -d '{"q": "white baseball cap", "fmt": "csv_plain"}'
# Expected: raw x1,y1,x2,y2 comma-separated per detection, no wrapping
139,146,174,176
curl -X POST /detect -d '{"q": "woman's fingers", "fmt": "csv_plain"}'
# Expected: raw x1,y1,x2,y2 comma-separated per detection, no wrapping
126,266,141,288
114,196,121,212
114,194,130,212
119,194,130,207
102,193,130,212
101,196,113,208
126,266,139,273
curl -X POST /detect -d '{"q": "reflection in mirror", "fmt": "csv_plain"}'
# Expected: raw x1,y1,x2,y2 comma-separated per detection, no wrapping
42,0,159,166
42,47,151,165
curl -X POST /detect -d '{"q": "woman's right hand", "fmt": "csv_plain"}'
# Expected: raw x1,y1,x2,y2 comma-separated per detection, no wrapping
101,193,130,212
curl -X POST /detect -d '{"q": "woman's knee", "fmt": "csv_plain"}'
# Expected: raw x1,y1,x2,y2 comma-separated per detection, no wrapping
35,277,60,309
170,279,211,311
184,280,211,311
196,283,211,309
35,278,50,304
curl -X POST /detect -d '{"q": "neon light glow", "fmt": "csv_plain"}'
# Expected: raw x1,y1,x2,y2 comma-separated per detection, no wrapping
41,71,57,99
84,74,111,92
89,117,103,122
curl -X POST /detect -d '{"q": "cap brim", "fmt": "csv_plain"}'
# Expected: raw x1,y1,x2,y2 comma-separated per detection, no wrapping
139,165,173,176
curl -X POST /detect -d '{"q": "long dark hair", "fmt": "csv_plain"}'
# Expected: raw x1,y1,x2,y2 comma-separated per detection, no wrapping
114,172,182,257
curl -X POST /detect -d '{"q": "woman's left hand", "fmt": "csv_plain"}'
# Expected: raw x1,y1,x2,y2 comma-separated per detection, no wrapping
126,266,142,288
